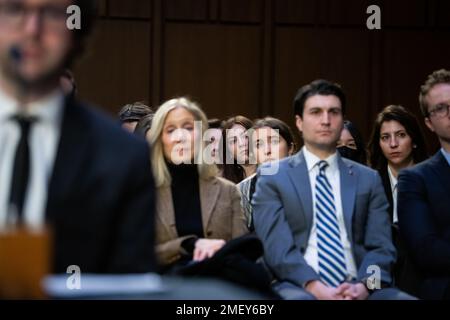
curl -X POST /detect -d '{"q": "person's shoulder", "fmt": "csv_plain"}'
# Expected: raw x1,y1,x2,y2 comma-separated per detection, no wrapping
73,100,149,154
206,176,242,199
74,100,131,137
255,156,298,188
258,154,295,173
213,176,239,189
341,157,378,176
396,161,430,190
237,173,256,188
400,155,436,178
341,159,388,190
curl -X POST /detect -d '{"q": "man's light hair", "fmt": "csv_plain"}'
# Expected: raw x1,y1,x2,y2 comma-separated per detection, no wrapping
419,69,450,117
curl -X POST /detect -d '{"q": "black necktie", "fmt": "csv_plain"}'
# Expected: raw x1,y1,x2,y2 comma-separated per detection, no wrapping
9,115,35,223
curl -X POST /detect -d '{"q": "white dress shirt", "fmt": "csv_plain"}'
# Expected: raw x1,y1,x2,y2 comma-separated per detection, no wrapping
302,146,358,279
0,86,64,230
387,165,398,224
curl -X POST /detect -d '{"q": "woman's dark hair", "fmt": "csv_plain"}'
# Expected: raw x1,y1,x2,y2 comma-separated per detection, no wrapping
220,116,253,184
252,117,297,154
342,120,367,165
134,113,154,137
368,105,428,171
293,79,346,117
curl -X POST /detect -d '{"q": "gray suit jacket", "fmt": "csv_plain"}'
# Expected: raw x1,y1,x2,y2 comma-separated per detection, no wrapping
252,150,396,288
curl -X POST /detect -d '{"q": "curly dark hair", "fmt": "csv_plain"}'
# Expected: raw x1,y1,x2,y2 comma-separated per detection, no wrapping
118,102,153,123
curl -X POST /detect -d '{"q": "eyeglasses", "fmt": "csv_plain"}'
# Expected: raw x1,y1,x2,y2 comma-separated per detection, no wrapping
0,1,68,30
428,103,450,119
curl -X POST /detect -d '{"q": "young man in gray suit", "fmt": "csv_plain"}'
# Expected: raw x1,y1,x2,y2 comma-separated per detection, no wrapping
253,79,414,300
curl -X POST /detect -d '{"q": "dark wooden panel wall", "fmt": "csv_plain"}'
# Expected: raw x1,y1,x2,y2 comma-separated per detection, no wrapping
74,0,450,152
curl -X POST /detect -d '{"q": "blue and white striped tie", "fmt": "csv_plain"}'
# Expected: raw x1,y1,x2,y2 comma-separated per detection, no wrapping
315,160,348,287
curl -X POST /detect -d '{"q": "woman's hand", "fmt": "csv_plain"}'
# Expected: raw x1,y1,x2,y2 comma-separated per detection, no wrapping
193,239,226,261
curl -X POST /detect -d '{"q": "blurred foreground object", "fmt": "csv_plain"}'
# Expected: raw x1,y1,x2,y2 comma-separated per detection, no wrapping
0,227,51,299
43,274,265,300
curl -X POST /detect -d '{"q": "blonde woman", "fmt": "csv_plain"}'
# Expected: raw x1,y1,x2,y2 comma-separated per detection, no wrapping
148,97,248,270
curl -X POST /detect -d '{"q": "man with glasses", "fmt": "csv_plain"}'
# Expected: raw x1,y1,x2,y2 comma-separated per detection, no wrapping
0,0,157,275
398,69,450,299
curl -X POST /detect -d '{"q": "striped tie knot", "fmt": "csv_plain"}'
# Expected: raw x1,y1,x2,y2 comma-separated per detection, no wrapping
318,160,328,176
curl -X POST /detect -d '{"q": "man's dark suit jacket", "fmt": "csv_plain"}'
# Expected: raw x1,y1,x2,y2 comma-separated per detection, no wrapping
45,98,156,274
398,151,450,299
379,168,421,296
379,169,394,220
